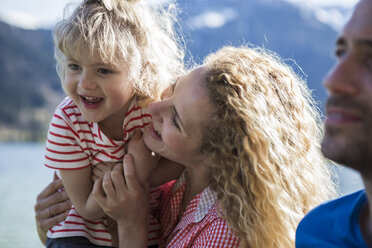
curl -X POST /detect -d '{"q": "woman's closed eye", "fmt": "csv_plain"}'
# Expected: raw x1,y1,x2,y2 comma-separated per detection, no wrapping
172,109,180,130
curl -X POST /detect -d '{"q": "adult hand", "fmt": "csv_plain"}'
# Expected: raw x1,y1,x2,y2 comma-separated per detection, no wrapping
92,162,120,181
34,172,71,245
93,154,149,248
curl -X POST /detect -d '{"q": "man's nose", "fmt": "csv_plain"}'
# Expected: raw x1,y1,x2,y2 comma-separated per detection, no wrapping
323,55,360,97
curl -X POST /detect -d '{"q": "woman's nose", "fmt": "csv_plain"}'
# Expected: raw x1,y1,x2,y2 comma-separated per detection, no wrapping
147,100,168,124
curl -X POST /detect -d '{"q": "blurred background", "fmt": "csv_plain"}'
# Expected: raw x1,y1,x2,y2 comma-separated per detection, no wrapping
0,0,364,247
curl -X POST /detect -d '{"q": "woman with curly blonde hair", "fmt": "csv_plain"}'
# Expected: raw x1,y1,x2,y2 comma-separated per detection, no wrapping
200,46,336,247
88,45,334,248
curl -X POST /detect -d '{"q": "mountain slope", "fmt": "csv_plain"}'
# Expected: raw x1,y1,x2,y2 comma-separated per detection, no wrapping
177,0,338,103
0,21,63,141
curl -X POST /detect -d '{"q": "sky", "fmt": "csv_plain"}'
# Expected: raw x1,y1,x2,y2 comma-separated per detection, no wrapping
285,0,357,8
0,0,78,29
0,0,360,30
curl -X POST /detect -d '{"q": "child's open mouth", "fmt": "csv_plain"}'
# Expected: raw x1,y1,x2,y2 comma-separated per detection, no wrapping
80,96,103,108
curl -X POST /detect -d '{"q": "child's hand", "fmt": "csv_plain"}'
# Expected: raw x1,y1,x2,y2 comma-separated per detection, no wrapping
93,154,149,228
127,130,160,184
91,162,120,181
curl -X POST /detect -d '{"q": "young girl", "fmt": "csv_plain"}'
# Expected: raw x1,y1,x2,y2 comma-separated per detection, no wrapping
43,0,184,247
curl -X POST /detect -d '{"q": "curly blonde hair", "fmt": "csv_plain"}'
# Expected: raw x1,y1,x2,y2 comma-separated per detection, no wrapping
200,46,336,248
53,0,184,102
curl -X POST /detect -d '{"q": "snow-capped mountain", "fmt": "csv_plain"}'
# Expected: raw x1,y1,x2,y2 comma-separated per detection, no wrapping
176,0,340,104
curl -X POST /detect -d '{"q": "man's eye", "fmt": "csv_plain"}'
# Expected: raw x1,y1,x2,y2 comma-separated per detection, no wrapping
68,64,81,71
335,48,346,59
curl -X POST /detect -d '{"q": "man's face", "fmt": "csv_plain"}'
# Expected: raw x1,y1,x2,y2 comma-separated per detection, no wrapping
321,0,372,176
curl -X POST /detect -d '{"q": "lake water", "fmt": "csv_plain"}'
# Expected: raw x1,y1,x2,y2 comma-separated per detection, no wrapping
0,143,52,248
0,142,365,248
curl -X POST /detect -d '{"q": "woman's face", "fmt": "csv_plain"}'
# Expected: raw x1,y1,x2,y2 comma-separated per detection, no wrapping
142,67,213,167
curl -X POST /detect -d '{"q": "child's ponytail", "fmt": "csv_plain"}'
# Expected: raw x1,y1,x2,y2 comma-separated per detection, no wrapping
83,0,141,12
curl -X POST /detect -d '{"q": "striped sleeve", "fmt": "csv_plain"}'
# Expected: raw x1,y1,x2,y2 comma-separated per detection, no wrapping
123,102,151,142
44,100,90,170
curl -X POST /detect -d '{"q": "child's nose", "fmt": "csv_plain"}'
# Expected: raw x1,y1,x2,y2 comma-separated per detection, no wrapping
79,71,96,90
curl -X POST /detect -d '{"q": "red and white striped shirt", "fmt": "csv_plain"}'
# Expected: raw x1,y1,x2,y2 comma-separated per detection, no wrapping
158,172,241,248
44,97,161,246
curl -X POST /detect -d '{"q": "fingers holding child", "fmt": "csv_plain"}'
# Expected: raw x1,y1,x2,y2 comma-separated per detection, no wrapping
91,161,120,181
35,172,72,244
93,154,149,227
35,172,72,231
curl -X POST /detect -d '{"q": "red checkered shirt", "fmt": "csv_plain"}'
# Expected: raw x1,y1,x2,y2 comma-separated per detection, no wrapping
158,172,240,248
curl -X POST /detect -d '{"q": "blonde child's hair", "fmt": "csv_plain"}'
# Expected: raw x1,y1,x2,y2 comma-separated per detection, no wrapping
53,0,185,102
201,46,336,248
